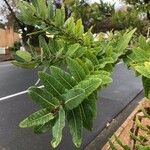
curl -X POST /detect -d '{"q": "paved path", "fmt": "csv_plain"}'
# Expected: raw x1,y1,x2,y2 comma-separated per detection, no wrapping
0,62,143,150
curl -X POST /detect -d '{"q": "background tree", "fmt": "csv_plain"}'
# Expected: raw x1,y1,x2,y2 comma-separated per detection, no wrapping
124,0,150,20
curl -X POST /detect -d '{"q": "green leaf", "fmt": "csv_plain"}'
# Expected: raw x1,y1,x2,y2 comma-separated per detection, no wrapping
132,48,150,63
72,46,87,58
83,28,94,46
89,72,112,86
39,35,50,57
18,1,37,25
97,57,114,69
134,62,150,79
109,139,117,150
63,88,86,110
76,77,102,97
67,58,86,82
138,145,150,150
39,72,66,100
80,93,97,130
74,19,84,38
66,44,80,57
11,61,37,69
67,107,83,148
77,59,90,75
51,106,65,148
48,0,54,20
135,116,149,132
142,76,150,99
64,17,75,33
114,135,131,150
54,6,65,27
50,66,77,89
115,29,136,54
19,108,54,128
28,87,60,110
16,50,32,62
86,51,99,66
36,0,48,19
33,121,53,134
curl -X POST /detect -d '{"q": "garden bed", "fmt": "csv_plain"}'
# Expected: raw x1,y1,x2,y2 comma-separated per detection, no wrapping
102,98,150,150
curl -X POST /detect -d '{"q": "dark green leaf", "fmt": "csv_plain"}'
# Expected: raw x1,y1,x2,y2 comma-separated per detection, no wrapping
36,0,48,19
28,87,60,110
67,58,86,82
76,77,101,97
39,72,66,100
19,108,54,128
48,0,54,20
74,19,84,38
51,106,65,148
142,76,150,99
64,17,75,33
11,61,37,69
80,93,97,130
63,88,86,110
50,66,77,89
33,121,53,134
16,50,32,62
67,107,83,148
39,35,50,57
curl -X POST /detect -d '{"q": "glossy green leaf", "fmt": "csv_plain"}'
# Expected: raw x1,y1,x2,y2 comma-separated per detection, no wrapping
28,87,60,110
138,145,150,150
86,51,99,66
80,93,97,130
36,0,48,19
18,1,37,25
64,17,75,33
16,50,32,62
12,61,37,69
19,108,54,128
48,0,54,20
63,88,86,110
74,19,84,38
33,121,53,134
39,72,66,100
51,106,65,148
66,44,80,57
39,35,50,57
76,77,102,97
67,107,83,148
67,58,86,82
142,76,150,99
54,6,65,27
115,29,136,54
134,62,150,79
50,66,77,89
89,72,112,86
83,28,94,46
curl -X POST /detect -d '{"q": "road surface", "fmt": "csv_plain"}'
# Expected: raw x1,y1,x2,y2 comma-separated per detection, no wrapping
0,62,143,150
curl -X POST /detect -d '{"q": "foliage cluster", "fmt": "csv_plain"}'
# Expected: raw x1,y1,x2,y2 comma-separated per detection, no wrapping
109,100,150,150
12,0,150,148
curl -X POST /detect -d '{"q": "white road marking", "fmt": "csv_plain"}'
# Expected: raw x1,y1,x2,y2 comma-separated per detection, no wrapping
0,85,44,101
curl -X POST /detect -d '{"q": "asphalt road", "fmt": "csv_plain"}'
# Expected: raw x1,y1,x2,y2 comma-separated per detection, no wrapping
0,62,143,150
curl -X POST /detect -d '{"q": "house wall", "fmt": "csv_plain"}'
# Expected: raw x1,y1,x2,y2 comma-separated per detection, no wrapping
0,27,20,48
0,27,20,61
